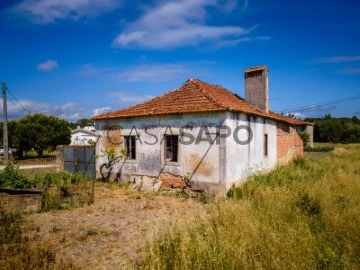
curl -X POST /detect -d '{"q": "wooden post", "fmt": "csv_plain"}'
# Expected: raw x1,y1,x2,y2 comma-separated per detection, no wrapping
2,83,9,164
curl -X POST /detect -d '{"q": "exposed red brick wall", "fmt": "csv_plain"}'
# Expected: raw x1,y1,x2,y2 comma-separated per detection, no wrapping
160,173,187,189
277,122,303,164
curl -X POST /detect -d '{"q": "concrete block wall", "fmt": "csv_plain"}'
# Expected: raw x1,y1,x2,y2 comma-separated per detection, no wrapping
305,125,314,147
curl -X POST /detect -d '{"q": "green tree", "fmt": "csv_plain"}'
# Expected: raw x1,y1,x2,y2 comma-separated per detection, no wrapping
306,115,360,143
351,116,360,124
298,131,310,146
13,114,71,157
69,118,94,129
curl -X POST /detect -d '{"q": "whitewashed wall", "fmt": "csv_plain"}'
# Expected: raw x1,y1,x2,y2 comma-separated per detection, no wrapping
224,112,277,187
95,111,278,188
70,131,98,146
95,112,226,186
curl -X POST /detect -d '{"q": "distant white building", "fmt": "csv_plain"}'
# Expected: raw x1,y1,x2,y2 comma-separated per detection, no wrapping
82,125,96,132
70,127,98,146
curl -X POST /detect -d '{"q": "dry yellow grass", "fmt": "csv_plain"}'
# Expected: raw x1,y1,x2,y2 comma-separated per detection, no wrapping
141,144,360,269
25,184,209,269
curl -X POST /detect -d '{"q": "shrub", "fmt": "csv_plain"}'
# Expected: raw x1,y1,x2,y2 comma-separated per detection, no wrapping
226,184,243,199
0,163,36,189
38,173,92,211
296,192,321,216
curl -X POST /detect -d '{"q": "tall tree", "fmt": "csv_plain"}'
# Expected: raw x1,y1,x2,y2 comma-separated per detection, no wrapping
69,118,94,129
13,114,71,157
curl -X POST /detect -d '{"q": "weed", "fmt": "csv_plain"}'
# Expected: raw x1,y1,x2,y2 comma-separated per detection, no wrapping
86,229,98,236
296,192,322,216
0,163,36,189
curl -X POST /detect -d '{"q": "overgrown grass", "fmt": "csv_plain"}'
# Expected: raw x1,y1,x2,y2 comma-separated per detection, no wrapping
40,172,93,211
140,144,360,269
0,207,75,269
304,146,335,152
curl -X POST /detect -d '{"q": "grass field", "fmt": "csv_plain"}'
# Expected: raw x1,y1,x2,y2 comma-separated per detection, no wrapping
1,144,359,269
141,144,360,269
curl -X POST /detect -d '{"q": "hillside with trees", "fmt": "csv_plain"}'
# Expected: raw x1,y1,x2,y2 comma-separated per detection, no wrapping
305,114,360,143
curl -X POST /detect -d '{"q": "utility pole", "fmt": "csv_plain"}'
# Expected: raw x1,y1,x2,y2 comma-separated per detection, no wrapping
2,83,9,164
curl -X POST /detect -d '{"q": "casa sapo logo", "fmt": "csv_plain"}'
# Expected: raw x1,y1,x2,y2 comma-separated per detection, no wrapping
106,125,254,146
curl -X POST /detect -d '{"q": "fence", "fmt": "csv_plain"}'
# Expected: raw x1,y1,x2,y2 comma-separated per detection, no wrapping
63,146,96,178
17,157,57,165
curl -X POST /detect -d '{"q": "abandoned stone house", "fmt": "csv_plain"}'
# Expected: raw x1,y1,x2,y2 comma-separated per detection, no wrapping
92,66,312,189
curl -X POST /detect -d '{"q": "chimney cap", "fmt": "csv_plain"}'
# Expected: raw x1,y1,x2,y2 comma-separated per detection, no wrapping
245,66,267,73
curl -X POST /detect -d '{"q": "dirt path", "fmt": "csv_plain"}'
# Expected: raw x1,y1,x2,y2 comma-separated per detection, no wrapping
26,184,209,269
0,164,57,170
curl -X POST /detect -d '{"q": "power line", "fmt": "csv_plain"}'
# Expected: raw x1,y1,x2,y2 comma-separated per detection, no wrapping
6,87,31,115
279,94,360,113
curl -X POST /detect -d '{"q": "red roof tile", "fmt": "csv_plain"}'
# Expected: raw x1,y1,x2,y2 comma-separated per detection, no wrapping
245,66,267,73
92,79,310,126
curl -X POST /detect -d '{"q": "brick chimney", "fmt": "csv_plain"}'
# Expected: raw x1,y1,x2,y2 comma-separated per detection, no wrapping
245,66,269,113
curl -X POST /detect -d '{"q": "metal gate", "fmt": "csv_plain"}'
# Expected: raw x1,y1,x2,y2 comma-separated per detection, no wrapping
63,146,96,178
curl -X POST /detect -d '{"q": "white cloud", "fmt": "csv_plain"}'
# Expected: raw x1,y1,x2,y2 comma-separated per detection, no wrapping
92,107,112,116
80,63,98,76
291,112,306,119
112,0,256,49
221,0,238,12
312,56,360,64
11,0,123,23
117,63,190,82
106,91,153,103
0,99,85,121
59,112,81,121
213,35,270,48
286,105,336,118
37,59,58,71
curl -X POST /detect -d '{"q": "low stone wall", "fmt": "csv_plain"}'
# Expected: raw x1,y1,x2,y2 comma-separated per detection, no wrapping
0,189,42,213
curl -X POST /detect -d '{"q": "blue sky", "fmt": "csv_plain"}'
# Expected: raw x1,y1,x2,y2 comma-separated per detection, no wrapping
0,0,359,121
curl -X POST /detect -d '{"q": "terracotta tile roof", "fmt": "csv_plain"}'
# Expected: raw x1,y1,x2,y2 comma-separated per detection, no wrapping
268,111,313,126
92,79,310,126
245,66,267,73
